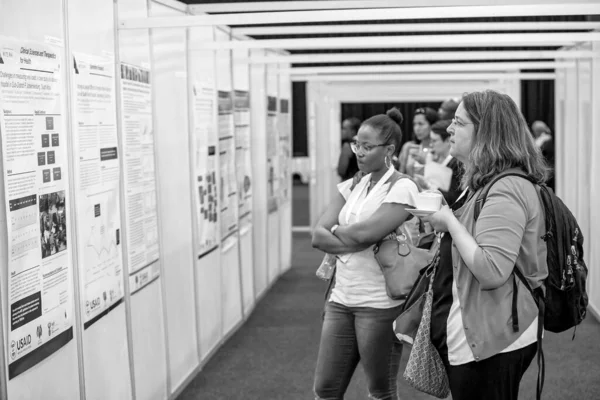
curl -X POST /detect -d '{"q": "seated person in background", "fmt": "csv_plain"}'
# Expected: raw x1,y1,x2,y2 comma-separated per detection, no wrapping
414,119,463,206
531,120,555,190
438,97,460,120
337,117,362,181
398,107,439,177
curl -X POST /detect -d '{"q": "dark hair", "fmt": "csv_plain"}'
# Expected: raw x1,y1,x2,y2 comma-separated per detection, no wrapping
439,98,460,119
460,90,548,190
343,117,362,135
431,119,452,141
414,107,439,126
362,107,404,156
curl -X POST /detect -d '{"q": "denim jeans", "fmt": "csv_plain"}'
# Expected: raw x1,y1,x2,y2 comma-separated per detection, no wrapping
313,301,404,400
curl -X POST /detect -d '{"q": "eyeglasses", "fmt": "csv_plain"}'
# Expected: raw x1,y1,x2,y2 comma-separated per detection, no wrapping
415,108,426,114
350,141,388,154
450,117,474,128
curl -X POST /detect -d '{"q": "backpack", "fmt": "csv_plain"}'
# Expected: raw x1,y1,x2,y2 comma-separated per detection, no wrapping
474,171,589,400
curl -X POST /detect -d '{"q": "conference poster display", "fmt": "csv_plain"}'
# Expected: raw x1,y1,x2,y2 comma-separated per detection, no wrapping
118,63,160,294
278,99,291,204
266,96,278,213
71,52,124,328
192,83,219,257
0,37,74,378
218,90,238,245
233,90,252,230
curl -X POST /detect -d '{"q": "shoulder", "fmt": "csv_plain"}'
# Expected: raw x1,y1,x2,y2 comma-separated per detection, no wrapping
385,173,419,196
486,174,540,212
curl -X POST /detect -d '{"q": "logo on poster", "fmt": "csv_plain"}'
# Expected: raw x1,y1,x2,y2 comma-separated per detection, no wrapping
10,341,16,360
16,335,31,351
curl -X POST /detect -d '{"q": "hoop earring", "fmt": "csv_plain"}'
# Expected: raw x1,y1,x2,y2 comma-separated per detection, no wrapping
385,155,392,169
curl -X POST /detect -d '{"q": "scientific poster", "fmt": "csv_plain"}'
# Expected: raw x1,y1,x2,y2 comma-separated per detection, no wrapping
192,84,218,257
72,52,124,327
266,96,279,213
218,90,238,244
119,63,160,294
234,90,252,230
0,38,74,379
279,99,291,204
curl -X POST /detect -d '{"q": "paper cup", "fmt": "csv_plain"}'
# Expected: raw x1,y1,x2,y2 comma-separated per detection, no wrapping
417,192,443,211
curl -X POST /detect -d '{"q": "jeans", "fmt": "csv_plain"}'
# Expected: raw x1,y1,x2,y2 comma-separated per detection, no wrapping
313,301,404,400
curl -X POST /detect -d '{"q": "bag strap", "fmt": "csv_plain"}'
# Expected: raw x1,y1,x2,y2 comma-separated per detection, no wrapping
473,171,537,221
473,171,545,400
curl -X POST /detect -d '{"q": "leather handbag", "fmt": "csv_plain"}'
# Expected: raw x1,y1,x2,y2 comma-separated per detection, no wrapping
393,252,439,344
373,222,441,301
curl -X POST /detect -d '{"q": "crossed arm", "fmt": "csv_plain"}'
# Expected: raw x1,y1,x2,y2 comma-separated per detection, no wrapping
311,192,414,255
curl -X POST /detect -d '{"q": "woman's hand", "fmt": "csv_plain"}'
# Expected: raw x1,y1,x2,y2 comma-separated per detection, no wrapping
421,205,455,232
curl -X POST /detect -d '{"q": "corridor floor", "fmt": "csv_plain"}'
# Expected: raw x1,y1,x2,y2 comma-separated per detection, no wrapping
178,232,600,400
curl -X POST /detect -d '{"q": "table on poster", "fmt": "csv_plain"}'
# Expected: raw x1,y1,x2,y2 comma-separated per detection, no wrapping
119,62,160,293
0,37,74,379
72,52,124,328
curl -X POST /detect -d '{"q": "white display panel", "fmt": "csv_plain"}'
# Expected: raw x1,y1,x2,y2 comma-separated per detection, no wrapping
249,49,269,297
266,54,280,283
0,2,80,399
148,2,198,392
188,24,222,361
67,0,132,398
232,45,255,315
117,0,168,398
278,63,292,273
588,42,600,319
215,27,243,338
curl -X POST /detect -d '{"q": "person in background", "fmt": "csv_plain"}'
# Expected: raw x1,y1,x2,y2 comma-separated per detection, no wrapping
423,90,548,400
531,120,555,190
337,117,361,181
438,97,460,120
312,108,419,400
398,107,439,177
414,119,463,206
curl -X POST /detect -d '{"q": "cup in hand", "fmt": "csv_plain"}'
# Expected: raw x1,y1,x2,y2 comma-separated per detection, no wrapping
417,192,443,211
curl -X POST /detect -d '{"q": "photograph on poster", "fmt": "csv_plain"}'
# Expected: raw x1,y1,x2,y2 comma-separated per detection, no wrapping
39,191,67,259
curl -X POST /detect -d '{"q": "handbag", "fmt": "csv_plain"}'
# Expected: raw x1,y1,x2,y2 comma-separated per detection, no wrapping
373,221,440,300
403,262,450,399
393,251,439,344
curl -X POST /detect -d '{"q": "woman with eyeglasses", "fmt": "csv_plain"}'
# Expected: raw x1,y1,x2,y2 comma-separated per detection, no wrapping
422,90,549,400
311,107,420,400
398,107,439,178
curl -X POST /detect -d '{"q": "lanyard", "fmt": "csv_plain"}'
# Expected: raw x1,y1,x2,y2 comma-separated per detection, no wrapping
344,166,394,225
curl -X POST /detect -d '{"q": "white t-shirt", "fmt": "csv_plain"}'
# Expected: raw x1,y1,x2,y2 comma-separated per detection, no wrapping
329,171,420,309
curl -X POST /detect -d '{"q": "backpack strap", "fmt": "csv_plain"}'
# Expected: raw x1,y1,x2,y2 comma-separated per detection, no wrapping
474,171,545,400
473,171,537,221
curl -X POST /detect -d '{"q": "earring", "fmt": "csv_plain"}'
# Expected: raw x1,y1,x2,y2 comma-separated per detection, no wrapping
385,155,392,169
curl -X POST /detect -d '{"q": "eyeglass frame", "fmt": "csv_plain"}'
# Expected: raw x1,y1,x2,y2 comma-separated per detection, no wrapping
350,141,390,154
450,117,474,128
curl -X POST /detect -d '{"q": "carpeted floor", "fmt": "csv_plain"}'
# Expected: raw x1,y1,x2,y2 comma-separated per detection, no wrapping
178,232,600,400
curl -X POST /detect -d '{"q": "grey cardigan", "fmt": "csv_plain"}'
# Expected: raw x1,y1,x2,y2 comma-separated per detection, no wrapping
451,171,548,361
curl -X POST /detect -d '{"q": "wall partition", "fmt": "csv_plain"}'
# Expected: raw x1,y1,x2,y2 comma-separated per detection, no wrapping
0,1,292,399
555,43,600,320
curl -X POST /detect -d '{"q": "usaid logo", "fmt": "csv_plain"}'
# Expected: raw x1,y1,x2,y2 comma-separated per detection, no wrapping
16,335,31,351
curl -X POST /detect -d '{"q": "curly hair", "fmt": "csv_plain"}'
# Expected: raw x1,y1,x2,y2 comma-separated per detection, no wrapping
460,90,549,190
